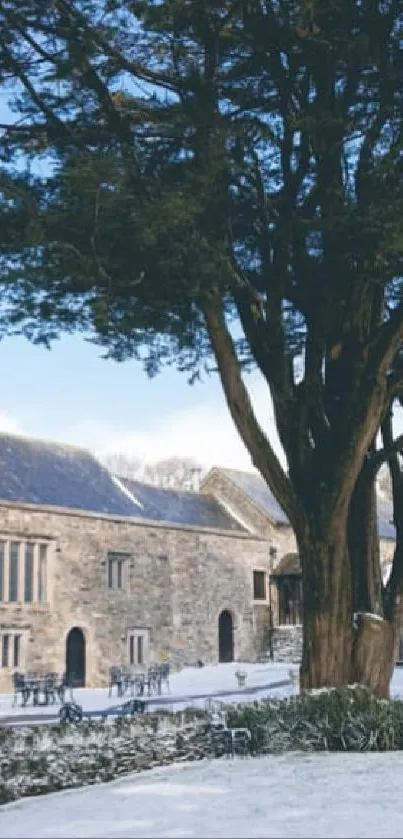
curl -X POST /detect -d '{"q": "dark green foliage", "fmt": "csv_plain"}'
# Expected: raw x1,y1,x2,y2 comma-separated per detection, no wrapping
228,687,403,753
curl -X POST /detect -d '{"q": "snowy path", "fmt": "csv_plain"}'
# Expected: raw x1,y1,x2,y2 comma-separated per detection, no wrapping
2,751,403,837
0,663,296,726
0,677,291,727
1,660,403,727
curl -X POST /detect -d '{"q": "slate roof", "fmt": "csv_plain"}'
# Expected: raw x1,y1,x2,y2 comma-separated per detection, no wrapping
0,433,142,517
217,468,289,525
0,432,243,532
0,432,395,539
118,477,243,532
216,467,396,540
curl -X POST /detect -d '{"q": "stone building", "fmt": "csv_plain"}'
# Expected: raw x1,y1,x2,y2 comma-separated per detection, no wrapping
0,432,397,690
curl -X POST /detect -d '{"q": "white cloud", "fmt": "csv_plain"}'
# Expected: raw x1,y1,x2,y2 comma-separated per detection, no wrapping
68,374,285,471
0,411,23,435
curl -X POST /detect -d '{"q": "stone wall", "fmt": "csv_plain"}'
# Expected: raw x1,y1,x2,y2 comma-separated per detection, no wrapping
270,625,303,664
0,500,270,691
201,470,296,551
201,470,297,629
0,476,396,692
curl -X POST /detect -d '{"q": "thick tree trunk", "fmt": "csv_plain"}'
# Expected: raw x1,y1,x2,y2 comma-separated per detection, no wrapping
348,467,396,698
351,613,396,699
298,507,396,699
299,524,354,691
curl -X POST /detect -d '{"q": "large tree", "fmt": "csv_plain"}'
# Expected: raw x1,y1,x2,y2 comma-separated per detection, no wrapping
0,0,403,696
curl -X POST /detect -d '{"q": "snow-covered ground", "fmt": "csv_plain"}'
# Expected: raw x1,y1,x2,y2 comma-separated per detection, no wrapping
1,661,403,720
0,662,297,720
2,663,403,836
2,751,403,838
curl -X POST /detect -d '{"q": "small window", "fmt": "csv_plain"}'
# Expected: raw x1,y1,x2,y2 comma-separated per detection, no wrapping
24,543,34,603
9,542,20,602
137,636,144,666
38,544,48,603
127,629,148,668
107,552,129,590
253,570,266,600
1,634,10,668
0,539,50,605
129,635,135,666
108,556,114,588
0,633,24,668
0,541,4,602
13,634,21,667
117,560,123,590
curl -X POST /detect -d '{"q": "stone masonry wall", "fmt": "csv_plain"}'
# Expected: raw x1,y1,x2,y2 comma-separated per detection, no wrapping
201,470,296,550
270,626,303,663
201,470,297,628
0,501,270,691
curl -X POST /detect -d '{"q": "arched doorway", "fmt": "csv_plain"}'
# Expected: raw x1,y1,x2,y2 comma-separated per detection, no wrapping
218,610,234,663
65,627,86,687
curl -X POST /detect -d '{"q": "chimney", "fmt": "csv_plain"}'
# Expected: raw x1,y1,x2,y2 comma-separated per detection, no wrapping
190,467,202,492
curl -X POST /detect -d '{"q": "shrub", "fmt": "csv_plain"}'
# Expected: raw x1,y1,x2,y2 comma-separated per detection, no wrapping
227,686,403,753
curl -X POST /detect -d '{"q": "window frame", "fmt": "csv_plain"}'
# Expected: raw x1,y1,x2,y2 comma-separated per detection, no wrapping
13,634,21,667
9,541,20,602
0,538,50,605
127,628,149,668
0,541,4,602
253,569,267,601
106,552,130,591
1,633,10,668
24,542,34,603
0,631,24,669
38,543,48,603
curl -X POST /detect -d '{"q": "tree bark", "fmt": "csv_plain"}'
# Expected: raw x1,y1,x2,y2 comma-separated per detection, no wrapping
348,465,397,698
299,471,397,699
299,521,354,690
351,613,396,699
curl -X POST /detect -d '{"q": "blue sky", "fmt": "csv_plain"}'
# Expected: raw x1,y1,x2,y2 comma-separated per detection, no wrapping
0,331,280,469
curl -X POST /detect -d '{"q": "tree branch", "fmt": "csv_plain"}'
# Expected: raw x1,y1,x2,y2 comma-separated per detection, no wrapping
203,286,299,530
0,42,70,136
54,0,178,92
369,301,403,376
370,433,403,474
380,411,403,621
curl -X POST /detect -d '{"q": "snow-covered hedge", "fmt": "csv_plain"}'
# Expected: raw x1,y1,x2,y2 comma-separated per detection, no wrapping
2,688,403,806
228,686,403,753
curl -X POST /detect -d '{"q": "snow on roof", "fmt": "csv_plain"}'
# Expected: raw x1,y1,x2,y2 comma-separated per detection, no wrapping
214,467,396,539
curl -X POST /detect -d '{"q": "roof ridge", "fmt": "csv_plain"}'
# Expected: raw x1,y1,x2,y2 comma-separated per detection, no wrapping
0,429,92,456
206,465,289,526
118,475,202,496
219,466,259,477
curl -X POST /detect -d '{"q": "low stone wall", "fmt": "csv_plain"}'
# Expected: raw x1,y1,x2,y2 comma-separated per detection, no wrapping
0,709,249,805
271,625,302,663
